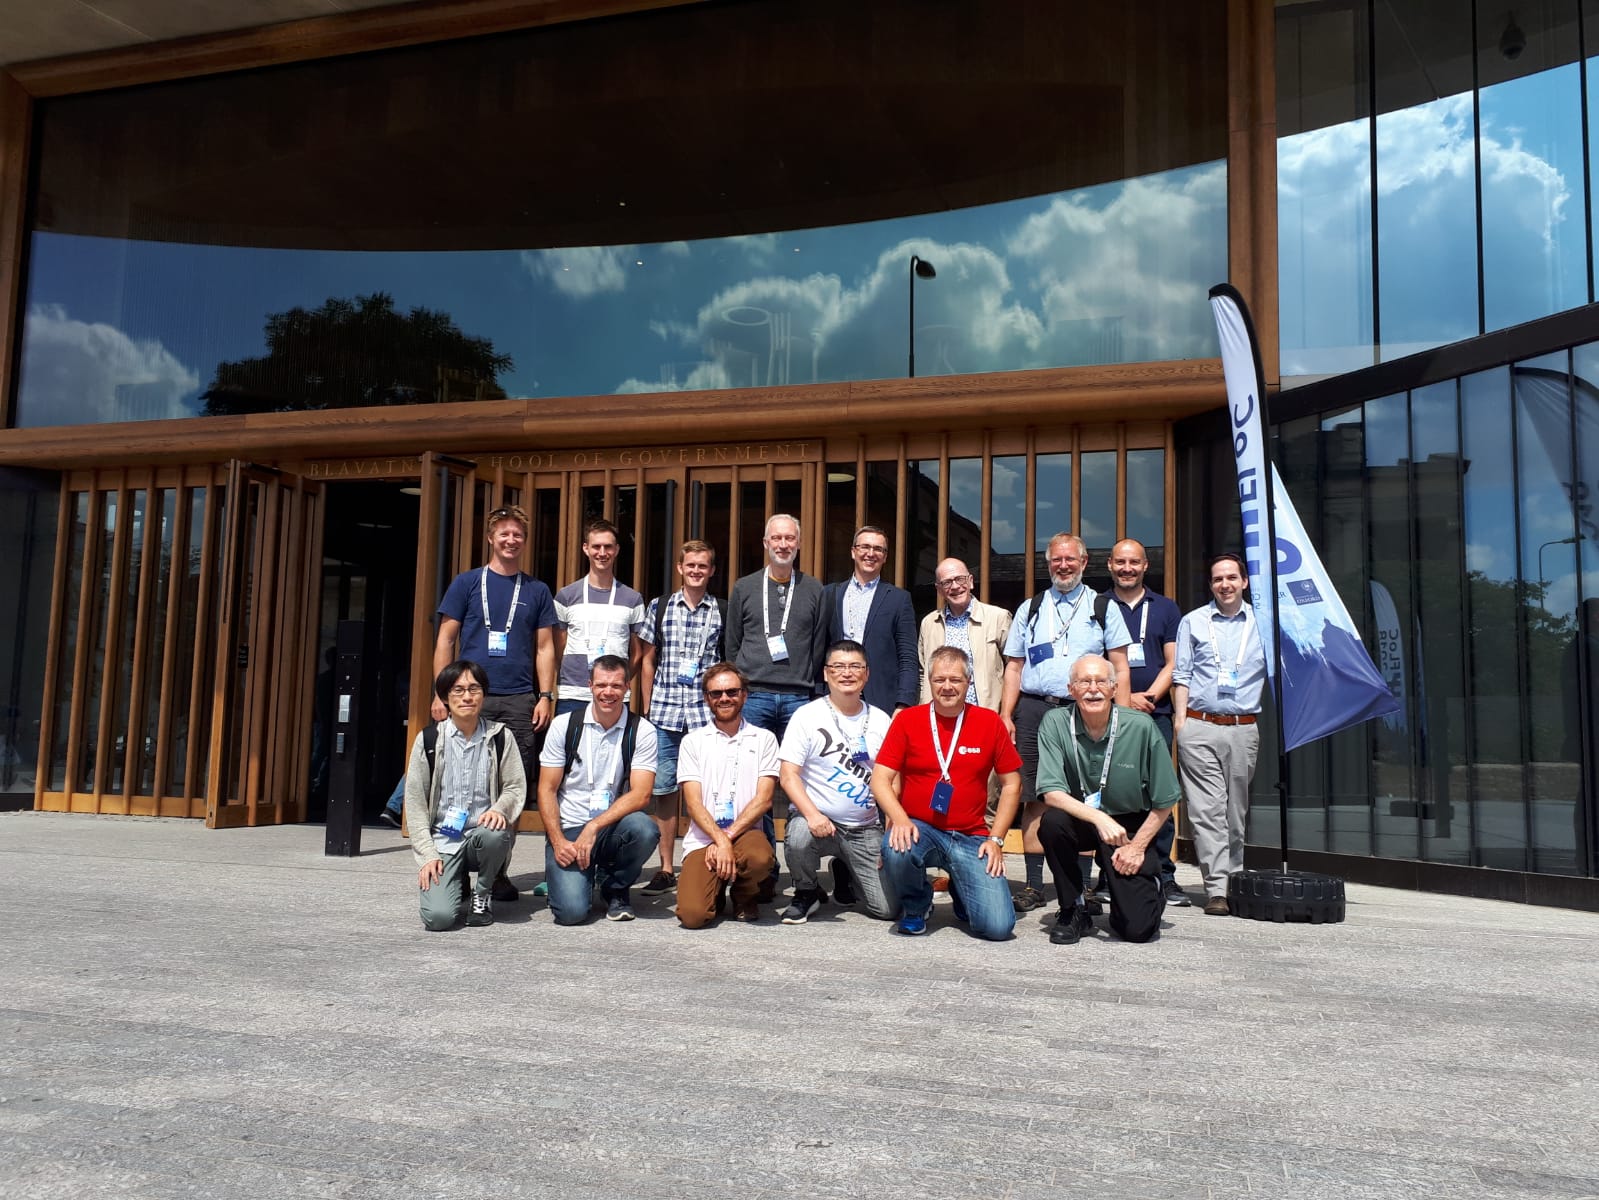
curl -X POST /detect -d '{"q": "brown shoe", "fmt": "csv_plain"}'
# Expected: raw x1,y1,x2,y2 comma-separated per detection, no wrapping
931,874,951,893
733,903,761,922
1203,896,1230,917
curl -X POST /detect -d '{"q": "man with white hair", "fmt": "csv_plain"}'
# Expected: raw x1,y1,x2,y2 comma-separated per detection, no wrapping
725,513,827,743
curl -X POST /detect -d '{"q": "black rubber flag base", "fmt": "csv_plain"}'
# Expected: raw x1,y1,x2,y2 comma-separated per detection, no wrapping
1227,869,1346,923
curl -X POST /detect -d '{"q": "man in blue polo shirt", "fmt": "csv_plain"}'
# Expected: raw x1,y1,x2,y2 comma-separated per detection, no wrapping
1105,538,1188,907
433,503,558,900
999,532,1131,912
1171,553,1268,917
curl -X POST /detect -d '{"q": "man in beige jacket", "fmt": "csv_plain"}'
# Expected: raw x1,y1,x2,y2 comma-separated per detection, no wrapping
917,558,1012,710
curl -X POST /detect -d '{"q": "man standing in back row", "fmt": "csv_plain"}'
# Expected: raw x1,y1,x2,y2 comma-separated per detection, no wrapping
1105,538,1188,907
725,513,827,742
824,525,918,715
1172,553,1267,917
553,518,646,716
433,503,557,901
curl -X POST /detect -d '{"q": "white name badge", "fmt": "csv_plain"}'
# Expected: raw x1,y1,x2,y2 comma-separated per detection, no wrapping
1218,669,1239,700
589,789,613,819
487,630,508,657
767,635,790,662
676,661,699,684
1084,790,1103,811
1126,644,1146,667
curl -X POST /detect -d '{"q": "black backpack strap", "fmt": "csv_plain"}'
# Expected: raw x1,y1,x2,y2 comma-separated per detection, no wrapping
1093,592,1110,631
620,710,640,778
560,708,585,780
422,722,440,776
652,593,669,653
714,597,728,661
1023,588,1051,636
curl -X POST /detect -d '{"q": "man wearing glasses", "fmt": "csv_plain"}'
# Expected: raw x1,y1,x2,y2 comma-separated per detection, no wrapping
824,526,918,715
1035,655,1178,946
999,532,1132,913
917,558,1012,710
777,640,898,924
872,647,1023,939
406,660,528,930
675,664,781,927
433,503,557,900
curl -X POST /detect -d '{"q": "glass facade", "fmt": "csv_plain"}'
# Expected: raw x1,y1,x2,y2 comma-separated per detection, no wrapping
1268,339,1599,877
1278,0,1599,377
12,0,1228,428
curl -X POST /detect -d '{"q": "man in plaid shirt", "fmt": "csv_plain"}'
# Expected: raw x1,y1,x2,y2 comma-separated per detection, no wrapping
638,539,725,895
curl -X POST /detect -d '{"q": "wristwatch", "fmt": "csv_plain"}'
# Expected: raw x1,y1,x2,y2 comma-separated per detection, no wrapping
987,834,1005,848
538,690,556,701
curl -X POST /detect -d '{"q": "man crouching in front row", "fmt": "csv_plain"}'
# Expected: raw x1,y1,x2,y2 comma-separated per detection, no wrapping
406,659,527,930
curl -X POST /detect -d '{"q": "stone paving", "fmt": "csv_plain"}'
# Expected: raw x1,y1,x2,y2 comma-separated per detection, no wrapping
2,810,1598,1199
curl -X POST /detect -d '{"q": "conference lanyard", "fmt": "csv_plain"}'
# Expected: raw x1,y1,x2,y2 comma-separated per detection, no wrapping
585,579,617,609
480,567,522,635
762,569,796,638
825,697,874,765
1128,598,1148,643
1067,706,1120,798
1204,604,1255,673
928,704,966,782
1047,586,1088,648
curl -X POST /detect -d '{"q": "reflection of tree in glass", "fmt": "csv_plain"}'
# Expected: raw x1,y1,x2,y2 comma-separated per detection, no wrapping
201,292,511,415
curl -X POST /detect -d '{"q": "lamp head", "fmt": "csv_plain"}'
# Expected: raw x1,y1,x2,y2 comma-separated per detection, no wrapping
911,255,936,279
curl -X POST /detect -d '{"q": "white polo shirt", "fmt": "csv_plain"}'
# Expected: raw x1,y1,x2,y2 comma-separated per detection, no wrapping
677,719,780,853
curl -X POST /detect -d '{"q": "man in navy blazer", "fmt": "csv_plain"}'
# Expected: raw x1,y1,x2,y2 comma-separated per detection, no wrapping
824,525,920,715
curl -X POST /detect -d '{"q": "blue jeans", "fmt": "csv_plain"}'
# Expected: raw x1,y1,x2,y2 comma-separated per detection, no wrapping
741,690,809,742
544,810,660,925
880,821,1016,941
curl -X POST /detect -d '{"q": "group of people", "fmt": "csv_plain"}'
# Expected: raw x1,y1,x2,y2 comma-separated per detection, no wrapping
403,502,1267,945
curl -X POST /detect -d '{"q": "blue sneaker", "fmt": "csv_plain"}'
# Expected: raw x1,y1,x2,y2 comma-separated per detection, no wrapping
895,911,929,936
532,881,549,897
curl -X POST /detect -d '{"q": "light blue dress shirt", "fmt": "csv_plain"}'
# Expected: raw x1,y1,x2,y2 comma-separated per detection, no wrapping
1172,601,1268,715
1003,583,1132,698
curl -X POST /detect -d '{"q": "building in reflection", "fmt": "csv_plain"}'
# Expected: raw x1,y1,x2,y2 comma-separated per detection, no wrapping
0,0,1594,906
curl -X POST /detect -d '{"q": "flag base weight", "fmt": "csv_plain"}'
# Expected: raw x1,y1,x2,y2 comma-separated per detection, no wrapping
1227,869,1346,924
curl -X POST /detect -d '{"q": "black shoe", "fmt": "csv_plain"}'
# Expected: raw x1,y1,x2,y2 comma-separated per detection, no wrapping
1012,885,1046,913
1048,905,1094,946
379,808,402,829
491,871,520,903
1163,879,1192,907
780,889,824,925
1082,891,1105,917
1089,875,1111,902
831,858,858,906
466,890,494,927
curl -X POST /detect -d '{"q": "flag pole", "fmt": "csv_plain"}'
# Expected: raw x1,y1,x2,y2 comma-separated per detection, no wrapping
1208,284,1291,872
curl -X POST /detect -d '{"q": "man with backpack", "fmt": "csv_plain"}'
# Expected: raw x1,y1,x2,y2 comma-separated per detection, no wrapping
405,659,528,931
638,539,725,897
999,533,1131,912
536,655,660,924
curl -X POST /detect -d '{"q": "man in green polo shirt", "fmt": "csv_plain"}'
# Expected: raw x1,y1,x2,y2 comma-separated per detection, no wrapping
1034,654,1179,946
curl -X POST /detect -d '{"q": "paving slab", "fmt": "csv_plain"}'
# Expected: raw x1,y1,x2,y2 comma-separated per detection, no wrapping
2,811,1598,1200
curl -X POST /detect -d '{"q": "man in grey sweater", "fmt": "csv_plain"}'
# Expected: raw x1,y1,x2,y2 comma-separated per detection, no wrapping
405,659,528,930
724,513,827,742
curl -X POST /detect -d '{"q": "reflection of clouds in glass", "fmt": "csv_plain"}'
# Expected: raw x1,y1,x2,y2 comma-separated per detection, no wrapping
991,519,1018,547
1466,541,1503,574
521,245,638,297
728,234,781,263
1009,163,1226,363
661,241,691,258
18,304,198,427
614,361,731,394
992,460,1022,498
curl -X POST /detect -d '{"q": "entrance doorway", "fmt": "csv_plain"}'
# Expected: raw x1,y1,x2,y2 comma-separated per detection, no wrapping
311,482,420,823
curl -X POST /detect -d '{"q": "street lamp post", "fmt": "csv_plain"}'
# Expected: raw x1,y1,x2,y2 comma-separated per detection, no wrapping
1537,534,1583,608
908,254,936,377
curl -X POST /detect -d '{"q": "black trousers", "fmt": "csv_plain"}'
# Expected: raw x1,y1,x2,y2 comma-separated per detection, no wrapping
1038,806,1163,943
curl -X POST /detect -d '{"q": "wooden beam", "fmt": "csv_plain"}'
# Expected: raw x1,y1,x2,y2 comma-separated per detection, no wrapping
0,74,31,431
1227,0,1278,385
0,360,1227,471
10,1,710,98
32,477,73,811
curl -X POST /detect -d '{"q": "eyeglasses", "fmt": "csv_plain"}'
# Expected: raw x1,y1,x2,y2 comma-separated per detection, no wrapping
1070,677,1112,690
448,684,485,698
825,663,867,674
853,544,887,556
704,687,745,699
936,575,972,589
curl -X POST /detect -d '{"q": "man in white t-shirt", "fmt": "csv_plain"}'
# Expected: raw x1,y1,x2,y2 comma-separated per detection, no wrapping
676,663,780,927
553,519,647,715
777,639,897,923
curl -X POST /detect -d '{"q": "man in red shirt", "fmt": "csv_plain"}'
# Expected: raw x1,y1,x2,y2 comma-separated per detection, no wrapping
871,646,1022,939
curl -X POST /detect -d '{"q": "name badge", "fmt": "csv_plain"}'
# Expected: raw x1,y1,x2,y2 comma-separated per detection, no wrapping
713,791,736,828
487,630,508,657
438,805,468,839
930,779,954,815
1026,643,1054,667
1126,644,1146,667
589,789,613,819
1084,790,1103,811
675,659,699,685
849,736,872,770
767,635,790,662
1218,669,1238,700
